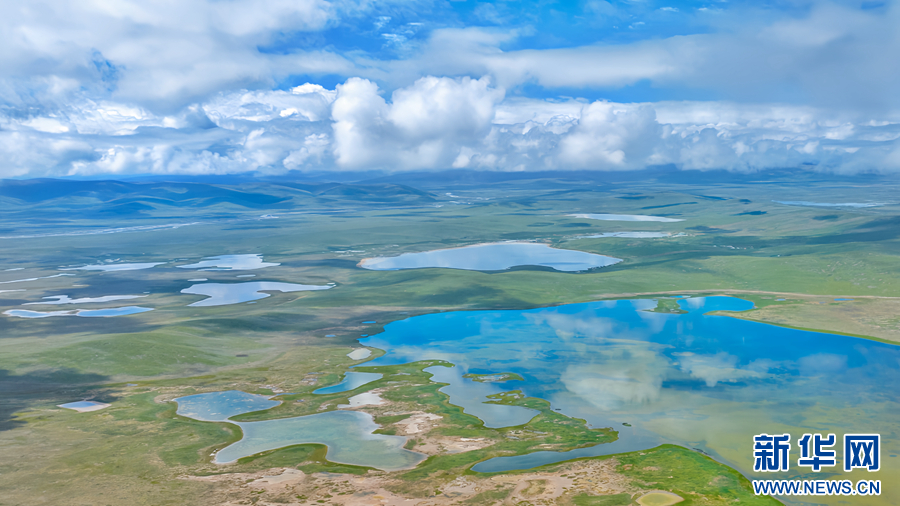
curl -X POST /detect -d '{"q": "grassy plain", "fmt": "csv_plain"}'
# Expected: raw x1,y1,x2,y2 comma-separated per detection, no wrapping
1,173,898,504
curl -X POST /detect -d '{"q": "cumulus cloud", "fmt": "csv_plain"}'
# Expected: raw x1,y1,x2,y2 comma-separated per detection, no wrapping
331,76,503,170
3,79,900,177
0,0,897,177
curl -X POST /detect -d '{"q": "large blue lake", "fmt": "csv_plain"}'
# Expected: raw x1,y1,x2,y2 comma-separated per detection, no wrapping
360,296,899,501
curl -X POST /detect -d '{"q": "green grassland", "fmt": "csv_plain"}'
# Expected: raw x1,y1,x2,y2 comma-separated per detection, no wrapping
1,174,899,504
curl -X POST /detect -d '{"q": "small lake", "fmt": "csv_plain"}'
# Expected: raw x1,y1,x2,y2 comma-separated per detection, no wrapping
568,214,683,222
0,273,75,284
181,281,332,307
360,297,900,492
175,390,280,421
347,348,372,360
24,294,145,305
60,262,165,271
177,254,278,271
313,371,383,394
358,242,621,272
5,306,153,318
174,390,425,470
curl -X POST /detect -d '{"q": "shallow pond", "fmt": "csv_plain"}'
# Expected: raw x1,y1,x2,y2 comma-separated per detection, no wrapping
360,297,900,491
177,254,278,271
58,401,110,412
568,213,683,222
218,410,425,469
175,390,280,421
313,371,383,394
0,273,75,284
181,281,332,307
359,242,621,272
174,390,424,470
347,348,372,360
24,294,145,305
425,365,538,428
5,306,153,318
60,262,165,271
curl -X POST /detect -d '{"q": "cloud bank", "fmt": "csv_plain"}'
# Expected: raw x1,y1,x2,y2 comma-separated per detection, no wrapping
0,0,898,177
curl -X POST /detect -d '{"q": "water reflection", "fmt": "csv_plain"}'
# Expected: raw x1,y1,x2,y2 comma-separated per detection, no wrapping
359,242,621,272
360,297,900,487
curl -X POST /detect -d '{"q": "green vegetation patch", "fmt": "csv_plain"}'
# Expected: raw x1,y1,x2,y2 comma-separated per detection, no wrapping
462,372,524,382
617,445,781,506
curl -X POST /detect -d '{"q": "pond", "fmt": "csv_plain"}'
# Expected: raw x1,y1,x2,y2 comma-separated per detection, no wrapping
173,390,425,470
313,371,383,394
5,306,154,318
359,297,900,487
177,254,278,271
181,281,332,307
24,294,145,305
358,242,621,272
568,213,683,222
60,262,165,271
175,390,279,421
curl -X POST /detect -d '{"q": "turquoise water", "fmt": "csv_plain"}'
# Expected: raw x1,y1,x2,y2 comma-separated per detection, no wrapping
313,371,383,394
360,297,900,487
218,410,426,469
175,391,279,421
173,390,425,470
359,242,621,272
425,365,538,428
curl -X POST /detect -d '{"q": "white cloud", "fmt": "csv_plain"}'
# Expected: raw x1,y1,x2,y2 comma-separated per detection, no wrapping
0,0,348,110
3,78,900,178
331,76,503,170
675,352,770,387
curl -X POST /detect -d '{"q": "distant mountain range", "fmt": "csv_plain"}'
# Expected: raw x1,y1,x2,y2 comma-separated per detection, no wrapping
0,178,437,221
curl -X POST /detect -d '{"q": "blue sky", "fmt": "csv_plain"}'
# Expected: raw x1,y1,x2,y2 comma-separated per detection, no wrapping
1,0,898,177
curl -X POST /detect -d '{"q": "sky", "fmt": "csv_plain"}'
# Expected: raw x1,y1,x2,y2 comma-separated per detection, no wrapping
1,0,899,178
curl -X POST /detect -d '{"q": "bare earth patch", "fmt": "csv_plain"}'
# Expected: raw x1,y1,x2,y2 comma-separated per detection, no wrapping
179,456,656,505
